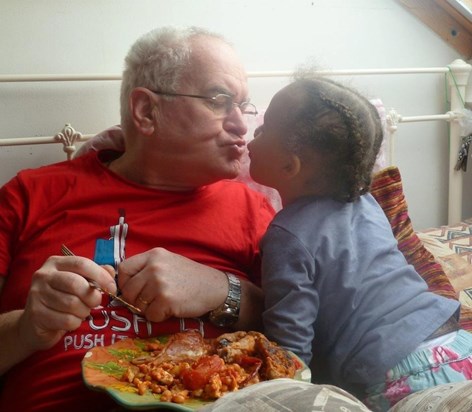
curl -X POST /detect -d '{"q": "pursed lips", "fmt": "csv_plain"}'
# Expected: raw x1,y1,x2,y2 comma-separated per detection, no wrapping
225,139,246,157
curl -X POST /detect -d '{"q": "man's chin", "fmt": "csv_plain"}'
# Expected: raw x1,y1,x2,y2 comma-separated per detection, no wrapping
225,160,243,179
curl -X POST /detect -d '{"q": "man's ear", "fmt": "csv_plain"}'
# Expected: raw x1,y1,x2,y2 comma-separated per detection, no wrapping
129,88,157,136
282,153,301,179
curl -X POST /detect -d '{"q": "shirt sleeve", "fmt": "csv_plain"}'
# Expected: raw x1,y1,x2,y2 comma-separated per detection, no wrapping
261,225,318,364
0,176,26,276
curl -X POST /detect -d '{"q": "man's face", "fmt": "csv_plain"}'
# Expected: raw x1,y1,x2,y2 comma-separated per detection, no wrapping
155,36,251,187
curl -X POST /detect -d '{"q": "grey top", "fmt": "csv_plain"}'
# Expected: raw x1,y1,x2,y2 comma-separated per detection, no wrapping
261,193,459,386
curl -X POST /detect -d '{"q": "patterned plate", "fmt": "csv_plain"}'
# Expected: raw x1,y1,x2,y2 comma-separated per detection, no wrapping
82,335,311,411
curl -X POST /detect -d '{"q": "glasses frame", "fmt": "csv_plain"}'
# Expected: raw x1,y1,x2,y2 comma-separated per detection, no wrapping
148,90,258,116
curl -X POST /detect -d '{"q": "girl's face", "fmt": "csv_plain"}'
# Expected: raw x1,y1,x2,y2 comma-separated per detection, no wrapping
247,86,297,190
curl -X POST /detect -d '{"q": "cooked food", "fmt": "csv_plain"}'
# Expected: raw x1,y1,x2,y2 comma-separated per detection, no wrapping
120,330,301,404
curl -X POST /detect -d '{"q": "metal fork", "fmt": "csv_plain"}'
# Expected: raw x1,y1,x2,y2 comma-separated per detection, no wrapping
60,244,141,314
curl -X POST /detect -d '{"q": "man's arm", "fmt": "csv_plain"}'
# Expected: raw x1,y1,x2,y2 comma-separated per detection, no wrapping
0,297,33,375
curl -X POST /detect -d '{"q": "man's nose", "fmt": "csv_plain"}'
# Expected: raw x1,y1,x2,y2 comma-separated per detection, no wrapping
223,107,248,136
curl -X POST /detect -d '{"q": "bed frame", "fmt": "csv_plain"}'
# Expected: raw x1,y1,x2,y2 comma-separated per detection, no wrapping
0,59,471,225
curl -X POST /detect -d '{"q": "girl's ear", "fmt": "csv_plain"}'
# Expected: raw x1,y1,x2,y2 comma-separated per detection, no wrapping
282,153,302,179
129,88,157,136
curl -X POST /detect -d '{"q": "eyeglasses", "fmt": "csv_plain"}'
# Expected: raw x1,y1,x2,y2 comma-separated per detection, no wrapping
149,90,258,117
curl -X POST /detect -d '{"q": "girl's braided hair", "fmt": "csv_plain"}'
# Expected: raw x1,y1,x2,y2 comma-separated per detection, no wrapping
285,74,383,202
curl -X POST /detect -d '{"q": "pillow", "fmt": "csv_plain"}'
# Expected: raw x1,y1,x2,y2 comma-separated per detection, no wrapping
387,381,472,412
370,166,472,331
197,379,373,412
417,232,472,295
418,219,472,265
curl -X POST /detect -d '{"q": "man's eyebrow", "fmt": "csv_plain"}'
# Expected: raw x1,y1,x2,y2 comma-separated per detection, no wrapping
205,86,251,102
206,86,233,96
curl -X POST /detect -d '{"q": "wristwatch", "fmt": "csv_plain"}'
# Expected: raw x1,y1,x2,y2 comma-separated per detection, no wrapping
209,272,241,327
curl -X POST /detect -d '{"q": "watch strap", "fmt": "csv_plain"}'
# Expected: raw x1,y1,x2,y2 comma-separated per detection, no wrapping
209,272,241,327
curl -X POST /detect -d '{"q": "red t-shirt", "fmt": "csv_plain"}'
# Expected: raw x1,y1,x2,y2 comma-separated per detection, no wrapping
0,151,274,412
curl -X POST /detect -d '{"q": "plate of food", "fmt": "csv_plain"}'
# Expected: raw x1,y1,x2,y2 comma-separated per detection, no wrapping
82,329,311,411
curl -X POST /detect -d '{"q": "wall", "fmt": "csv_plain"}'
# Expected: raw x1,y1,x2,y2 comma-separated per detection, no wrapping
0,0,470,229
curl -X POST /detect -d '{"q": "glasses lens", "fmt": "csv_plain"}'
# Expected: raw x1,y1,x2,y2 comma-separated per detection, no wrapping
240,102,258,116
211,95,258,117
211,94,232,115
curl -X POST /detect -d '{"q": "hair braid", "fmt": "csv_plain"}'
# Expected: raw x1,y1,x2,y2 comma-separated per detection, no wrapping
287,75,383,203
318,93,367,202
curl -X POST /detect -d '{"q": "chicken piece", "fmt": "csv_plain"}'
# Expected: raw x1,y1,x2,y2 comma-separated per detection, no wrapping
253,332,298,379
214,331,297,380
214,331,257,362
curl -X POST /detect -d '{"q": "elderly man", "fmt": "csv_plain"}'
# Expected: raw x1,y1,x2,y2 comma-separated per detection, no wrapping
0,27,274,411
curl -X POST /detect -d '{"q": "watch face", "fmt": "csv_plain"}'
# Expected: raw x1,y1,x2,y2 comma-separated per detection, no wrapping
209,310,238,327
215,316,237,327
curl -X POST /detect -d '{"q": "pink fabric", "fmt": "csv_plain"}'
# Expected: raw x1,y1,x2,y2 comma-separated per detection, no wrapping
75,125,124,155
370,98,389,173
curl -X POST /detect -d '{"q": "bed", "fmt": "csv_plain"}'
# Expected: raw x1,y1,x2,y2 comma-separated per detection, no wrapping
1,60,472,411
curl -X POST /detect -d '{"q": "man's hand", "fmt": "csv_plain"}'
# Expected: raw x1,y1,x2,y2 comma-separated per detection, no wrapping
118,248,228,322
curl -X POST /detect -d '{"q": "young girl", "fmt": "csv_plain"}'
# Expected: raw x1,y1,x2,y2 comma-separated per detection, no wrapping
247,74,472,412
